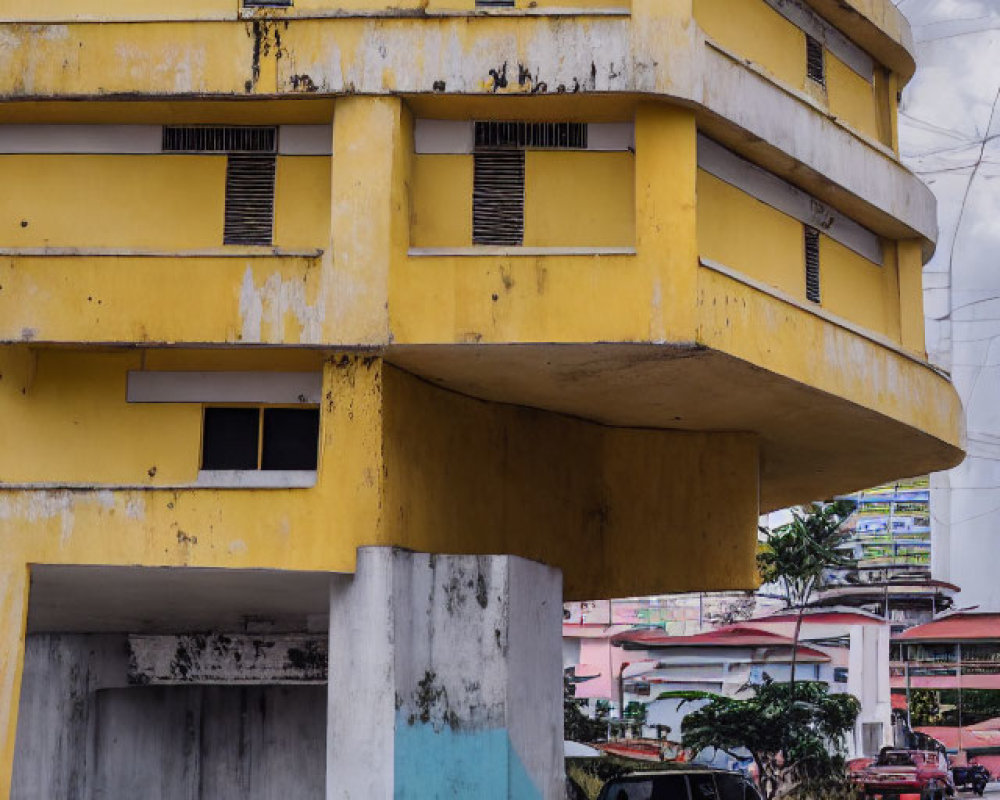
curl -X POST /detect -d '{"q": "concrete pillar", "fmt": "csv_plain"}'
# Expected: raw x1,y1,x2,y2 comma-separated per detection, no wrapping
0,566,28,800
327,548,563,799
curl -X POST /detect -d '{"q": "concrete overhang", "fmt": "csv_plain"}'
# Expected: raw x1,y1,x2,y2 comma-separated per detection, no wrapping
387,341,965,513
0,13,935,256
26,564,333,634
803,0,917,85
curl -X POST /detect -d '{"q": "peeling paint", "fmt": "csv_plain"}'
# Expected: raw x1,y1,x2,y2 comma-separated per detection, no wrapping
238,265,324,344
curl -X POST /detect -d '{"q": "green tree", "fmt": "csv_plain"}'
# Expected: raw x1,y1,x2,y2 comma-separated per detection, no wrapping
669,679,861,800
757,499,856,693
908,689,942,727
564,671,607,743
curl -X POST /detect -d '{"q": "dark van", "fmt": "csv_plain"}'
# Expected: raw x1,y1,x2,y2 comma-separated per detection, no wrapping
597,769,763,800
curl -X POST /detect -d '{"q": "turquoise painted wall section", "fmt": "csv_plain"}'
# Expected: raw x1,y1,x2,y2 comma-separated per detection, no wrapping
393,717,542,799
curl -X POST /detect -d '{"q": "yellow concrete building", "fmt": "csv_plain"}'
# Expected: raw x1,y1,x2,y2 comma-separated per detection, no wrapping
0,0,964,796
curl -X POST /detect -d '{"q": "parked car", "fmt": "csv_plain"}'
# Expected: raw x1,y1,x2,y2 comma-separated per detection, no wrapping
597,768,763,799
853,748,955,799
951,761,990,796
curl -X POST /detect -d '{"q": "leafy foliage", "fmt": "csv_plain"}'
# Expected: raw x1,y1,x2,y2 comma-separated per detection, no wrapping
672,679,861,799
564,672,608,743
757,499,857,609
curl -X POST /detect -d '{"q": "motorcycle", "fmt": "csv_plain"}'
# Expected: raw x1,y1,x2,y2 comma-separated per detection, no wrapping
951,763,991,796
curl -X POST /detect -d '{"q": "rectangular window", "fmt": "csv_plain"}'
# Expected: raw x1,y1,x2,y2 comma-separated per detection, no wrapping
804,226,821,303
223,155,277,246
472,150,525,245
201,407,319,472
806,34,826,86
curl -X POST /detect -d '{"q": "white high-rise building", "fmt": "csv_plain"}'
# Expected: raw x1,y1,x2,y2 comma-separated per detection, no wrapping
900,1,1000,610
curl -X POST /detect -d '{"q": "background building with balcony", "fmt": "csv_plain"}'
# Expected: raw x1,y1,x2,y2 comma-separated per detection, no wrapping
0,0,965,797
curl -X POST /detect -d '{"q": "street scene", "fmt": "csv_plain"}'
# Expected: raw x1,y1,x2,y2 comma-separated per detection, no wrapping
0,0,998,798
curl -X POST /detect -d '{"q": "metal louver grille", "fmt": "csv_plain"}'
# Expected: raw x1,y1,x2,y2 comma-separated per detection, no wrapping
224,155,276,246
805,226,821,303
806,35,826,86
475,122,587,150
163,126,276,153
473,151,525,246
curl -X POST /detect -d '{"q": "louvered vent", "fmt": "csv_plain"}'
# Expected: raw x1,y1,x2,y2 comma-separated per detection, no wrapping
806,35,826,86
805,226,821,303
475,122,588,150
473,151,525,246
162,126,276,153
224,155,276,246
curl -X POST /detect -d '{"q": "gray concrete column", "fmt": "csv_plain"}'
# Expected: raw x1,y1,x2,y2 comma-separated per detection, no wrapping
327,548,564,799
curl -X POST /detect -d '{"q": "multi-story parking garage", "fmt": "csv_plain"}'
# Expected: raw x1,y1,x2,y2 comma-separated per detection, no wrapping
0,0,965,796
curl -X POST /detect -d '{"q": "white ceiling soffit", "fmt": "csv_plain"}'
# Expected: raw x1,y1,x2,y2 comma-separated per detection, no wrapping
0,125,331,155
127,371,323,404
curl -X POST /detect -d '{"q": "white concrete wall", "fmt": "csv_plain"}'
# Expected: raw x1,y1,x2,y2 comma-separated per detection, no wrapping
12,634,326,799
327,548,564,800
900,2,1000,611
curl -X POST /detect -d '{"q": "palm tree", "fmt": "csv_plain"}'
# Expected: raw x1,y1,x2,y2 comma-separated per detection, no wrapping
757,498,856,696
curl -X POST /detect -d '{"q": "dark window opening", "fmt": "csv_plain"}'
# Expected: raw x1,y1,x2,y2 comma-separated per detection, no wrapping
201,407,260,470
224,155,277,246
475,0,516,6
262,408,320,470
806,35,826,86
162,127,277,154
473,150,525,246
474,121,588,149
201,407,319,471
805,226,821,304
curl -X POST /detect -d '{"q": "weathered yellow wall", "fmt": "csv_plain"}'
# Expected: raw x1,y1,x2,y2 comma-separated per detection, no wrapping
0,349,330,485
695,267,961,451
0,354,385,796
410,154,473,248
697,169,804,297
0,0,629,18
697,168,897,342
524,151,635,248
275,156,331,249
393,104,694,345
0,156,225,249
897,239,926,355
826,54,880,142
695,0,886,145
380,364,760,600
0,154,328,251
821,235,894,340
410,149,635,249
0,255,326,345
695,0,805,88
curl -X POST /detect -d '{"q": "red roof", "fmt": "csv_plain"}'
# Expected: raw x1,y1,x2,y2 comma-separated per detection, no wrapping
761,610,885,627
895,613,1000,642
612,624,830,662
914,726,1000,751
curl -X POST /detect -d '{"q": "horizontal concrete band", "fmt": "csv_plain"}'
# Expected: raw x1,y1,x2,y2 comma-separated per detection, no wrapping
126,371,323,403
0,125,332,154
763,0,874,81
0,19,933,247
697,135,883,264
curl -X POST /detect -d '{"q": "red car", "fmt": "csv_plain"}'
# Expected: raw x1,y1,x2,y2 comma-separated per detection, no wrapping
854,748,955,799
